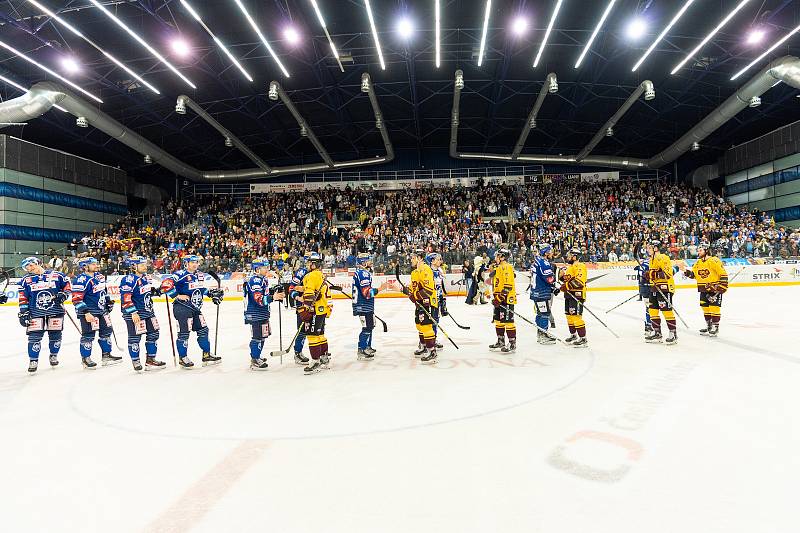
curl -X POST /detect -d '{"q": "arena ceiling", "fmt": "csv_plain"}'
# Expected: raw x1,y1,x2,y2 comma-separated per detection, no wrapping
0,0,799,181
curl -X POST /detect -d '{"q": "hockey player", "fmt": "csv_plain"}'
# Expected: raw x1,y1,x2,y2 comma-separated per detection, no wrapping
299,252,332,374
555,247,588,348
119,256,166,372
489,248,517,353
243,259,284,370
160,255,224,368
633,249,653,335
72,257,122,368
645,241,678,345
530,244,558,345
288,252,311,366
683,243,728,336
404,249,439,364
428,252,446,350
352,252,377,361
17,256,70,373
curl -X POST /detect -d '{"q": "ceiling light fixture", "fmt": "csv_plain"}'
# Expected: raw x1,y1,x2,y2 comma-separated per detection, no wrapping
87,0,194,89
746,29,766,44
364,0,386,70
24,0,161,94
284,26,300,45
731,22,800,80
171,38,191,58
477,0,492,66
61,57,80,74
632,0,695,72
670,0,752,75
435,0,441,67
533,0,564,68
397,18,414,39
511,16,529,37
230,0,288,78
575,0,616,68
625,17,647,40
309,0,344,72
0,39,103,103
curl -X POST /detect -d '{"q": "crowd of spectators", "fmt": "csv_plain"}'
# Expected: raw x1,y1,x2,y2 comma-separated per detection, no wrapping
47,178,800,275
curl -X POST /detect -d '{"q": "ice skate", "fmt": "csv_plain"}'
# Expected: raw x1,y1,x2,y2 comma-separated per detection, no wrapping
501,340,516,353
699,322,712,336
101,352,122,366
145,356,166,371
665,331,678,345
421,349,438,365
250,358,269,371
414,343,428,358
179,356,194,369
202,352,222,366
645,330,663,343
132,358,143,372
82,356,98,370
489,337,506,351
537,330,556,345
357,348,374,361
28,360,38,373
564,334,578,345
709,324,719,337
294,351,309,365
364,347,377,355
572,337,588,349
49,354,59,367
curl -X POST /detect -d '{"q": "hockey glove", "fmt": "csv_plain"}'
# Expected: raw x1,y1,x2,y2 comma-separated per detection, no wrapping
150,286,162,296
298,305,314,323
683,269,695,279
440,298,448,316
18,310,31,327
0,294,7,304
208,288,224,305
104,298,115,313
55,291,69,304
552,286,561,296
401,286,410,296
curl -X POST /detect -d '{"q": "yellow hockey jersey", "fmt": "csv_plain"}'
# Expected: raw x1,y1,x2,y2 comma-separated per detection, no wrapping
302,269,330,316
649,252,675,293
562,261,588,300
492,261,517,304
692,256,728,292
410,262,438,308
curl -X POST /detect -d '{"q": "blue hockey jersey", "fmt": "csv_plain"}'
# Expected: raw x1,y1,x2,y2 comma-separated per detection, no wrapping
161,269,208,311
18,270,71,317
243,274,273,322
352,267,376,314
433,268,445,300
119,273,156,319
289,267,308,310
529,256,555,300
71,272,110,315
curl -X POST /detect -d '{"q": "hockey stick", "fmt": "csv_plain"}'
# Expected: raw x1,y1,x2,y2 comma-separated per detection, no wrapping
208,271,222,357
728,265,747,284
605,292,639,313
269,276,327,358
634,242,689,329
437,277,471,330
497,304,567,345
557,285,619,338
394,262,459,349
64,308,82,334
162,286,177,367
325,281,388,333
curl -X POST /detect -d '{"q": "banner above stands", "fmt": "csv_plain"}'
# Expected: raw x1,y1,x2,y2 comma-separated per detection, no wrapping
542,171,620,184
250,174,527,194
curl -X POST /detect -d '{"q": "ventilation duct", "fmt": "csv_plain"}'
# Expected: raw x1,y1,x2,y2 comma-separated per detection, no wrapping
0,87,64,127
450,56,800,169
511,72,557,160
17,72,392,181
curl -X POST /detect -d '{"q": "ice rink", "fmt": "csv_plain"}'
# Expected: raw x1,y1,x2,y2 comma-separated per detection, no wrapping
2,285,799,533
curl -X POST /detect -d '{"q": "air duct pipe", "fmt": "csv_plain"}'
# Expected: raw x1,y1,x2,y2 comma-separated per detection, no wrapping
26,72,393,182
511,72,558,159
175,95,272,173
450,56,800,170
0,87,64,127
575,80,654,162
269,81,334,167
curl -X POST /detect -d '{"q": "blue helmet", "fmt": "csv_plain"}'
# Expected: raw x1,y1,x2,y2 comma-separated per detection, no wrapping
252,258,270,269
307,252,322,264
182,254,202,265
126,256,148,267
538,243,553,255
356,252,371,266
78,257,98,269
21,256,42,269
425,252,440,265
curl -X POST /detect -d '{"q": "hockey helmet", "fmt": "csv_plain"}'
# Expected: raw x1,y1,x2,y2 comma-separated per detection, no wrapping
356,252,372,266
252,258,270,268
697,241,710,251
495,248,510,260
21,256,42,269
307,252,322,264
538,243,553,255
78,257,98,269
126,256,148,266
568,247,580,256
182,254,202,265
425,252,441,265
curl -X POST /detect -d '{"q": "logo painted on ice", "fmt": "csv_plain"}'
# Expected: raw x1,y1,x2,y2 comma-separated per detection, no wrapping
35,291,54,310
190,290,204,308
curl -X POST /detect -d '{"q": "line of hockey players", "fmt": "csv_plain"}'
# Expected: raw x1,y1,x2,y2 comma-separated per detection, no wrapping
7,238,728,374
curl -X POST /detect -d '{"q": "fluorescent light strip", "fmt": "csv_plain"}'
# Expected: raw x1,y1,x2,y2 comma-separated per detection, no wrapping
181,1,253,81
632,0,695,72
731,23,800,80
534,0,563,68
232,0,290,78
87,0,195,88
435,0,441,68
25,0,160,94
0,39,103,103
671,0,752,75
0,72,68,112
309,0,343,71
574,0,616,68
477,0,492,66
364,0,385,70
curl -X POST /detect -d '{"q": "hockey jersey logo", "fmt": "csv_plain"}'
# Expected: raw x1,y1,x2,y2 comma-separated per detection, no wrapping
698,268,710,279
190,290,204,308
36,291,55,310
31,281,56,291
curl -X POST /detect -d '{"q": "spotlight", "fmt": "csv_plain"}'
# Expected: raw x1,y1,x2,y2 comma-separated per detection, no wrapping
529,118,537,128
171,39,191,57
175,97,187,115
455,70,464,90
76,117,88,128
548,76,559,94
361,73,371,93
284,26,300,45
397,18,414,39
144,154,153,164
511,16,528,36
749,96,761,108
224,137,233,147
606,127,614,137
625,17,647,40
746,29,765,45
299,125,308,137
691,142,700,152
268,81,278,101
61,57,80,74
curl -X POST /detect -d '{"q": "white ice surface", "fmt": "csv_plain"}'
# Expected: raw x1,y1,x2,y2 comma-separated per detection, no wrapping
1,287,799,533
